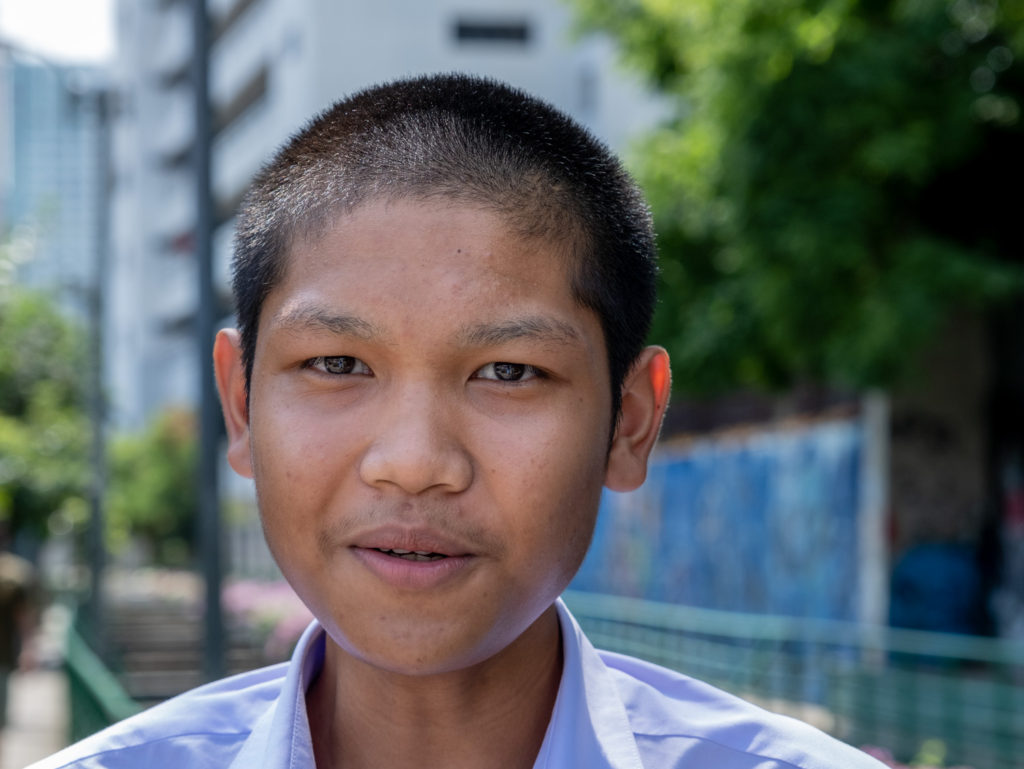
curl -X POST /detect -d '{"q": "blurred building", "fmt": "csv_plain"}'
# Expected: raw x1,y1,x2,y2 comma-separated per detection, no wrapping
0,47,104,318
108,0,665,431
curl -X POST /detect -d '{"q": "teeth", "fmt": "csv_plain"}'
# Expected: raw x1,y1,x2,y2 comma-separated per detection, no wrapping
377,547,445,561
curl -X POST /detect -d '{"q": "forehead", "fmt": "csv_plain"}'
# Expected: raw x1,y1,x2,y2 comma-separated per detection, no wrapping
259,198,595,349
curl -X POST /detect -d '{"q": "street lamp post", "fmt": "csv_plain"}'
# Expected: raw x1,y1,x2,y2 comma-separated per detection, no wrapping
193,0,225,683
85,86,111,653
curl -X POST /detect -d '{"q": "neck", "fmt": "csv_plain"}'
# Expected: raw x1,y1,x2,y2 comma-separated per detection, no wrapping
306,605,563,769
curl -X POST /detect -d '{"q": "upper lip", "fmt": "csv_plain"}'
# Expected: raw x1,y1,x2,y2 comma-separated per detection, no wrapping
350,524,475,557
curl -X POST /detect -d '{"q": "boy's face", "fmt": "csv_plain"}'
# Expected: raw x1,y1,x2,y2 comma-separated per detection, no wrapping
217,198,643,676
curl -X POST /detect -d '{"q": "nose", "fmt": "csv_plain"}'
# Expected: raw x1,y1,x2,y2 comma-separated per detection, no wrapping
358,384,474,495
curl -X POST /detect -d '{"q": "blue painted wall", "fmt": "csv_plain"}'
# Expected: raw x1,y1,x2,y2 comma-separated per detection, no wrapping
572,419,863,621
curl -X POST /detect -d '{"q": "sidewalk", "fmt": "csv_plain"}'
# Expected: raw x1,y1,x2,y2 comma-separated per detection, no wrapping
1,603,72,769
1,668,68,769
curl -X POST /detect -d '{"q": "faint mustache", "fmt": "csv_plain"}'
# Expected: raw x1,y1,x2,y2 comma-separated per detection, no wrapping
315,501,506,558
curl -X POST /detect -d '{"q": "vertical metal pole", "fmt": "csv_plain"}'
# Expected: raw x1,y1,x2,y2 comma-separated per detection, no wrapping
193,0,225,682
857,389,890,670
87,89,111,652
857,389,890,627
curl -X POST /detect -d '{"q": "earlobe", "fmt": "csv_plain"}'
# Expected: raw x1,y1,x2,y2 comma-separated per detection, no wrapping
213,328,254,479
604,346,671,492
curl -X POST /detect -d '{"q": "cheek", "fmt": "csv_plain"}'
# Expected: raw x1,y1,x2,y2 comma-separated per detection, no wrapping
495,428,605,580
249,398,359,535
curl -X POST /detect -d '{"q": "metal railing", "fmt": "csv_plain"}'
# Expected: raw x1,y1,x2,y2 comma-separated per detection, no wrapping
65,621,141,743
563,590,1024,769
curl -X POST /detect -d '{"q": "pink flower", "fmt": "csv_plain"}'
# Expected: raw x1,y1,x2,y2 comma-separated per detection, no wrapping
223,579,314,661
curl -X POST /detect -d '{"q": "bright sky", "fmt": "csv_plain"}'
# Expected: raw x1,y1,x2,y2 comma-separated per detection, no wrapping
0,0,114,63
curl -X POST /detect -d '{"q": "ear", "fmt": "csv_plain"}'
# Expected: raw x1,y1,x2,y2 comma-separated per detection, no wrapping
213,328,254,479
604,346,671,492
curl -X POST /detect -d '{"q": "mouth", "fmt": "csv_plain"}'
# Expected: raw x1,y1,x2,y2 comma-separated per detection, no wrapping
373,547,449,562
352,538,475,590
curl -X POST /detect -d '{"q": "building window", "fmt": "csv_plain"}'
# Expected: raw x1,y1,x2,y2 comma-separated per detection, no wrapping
454,18,531,45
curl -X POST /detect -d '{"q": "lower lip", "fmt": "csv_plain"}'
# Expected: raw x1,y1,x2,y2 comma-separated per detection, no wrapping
351,547,475,590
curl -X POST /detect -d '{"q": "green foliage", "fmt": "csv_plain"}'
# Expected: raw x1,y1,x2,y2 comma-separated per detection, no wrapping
0,285,197,562
107,409,197,566
0,289,90,540
572,0,1024,393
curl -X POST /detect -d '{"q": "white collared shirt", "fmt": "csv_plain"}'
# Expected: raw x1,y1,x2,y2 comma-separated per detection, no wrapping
32,600,885,769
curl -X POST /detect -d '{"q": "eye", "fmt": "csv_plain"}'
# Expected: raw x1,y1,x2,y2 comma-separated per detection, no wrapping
305,356,373,376
474,362,541,382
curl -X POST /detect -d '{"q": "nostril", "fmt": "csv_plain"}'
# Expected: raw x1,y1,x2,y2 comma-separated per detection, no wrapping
358,435,474,494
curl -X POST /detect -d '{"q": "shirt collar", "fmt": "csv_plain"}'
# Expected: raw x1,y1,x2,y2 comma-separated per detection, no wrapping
229,599,642,769
534,599,644,769
227,620,324,769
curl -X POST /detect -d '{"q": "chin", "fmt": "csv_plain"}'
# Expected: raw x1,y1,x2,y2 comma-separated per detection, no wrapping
320,614,502,678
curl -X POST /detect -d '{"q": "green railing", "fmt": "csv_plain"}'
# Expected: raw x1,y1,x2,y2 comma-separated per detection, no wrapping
563,590,1024,769
65,622,141,743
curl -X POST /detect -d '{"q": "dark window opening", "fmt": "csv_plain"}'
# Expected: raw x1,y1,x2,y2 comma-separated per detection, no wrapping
454,19,531,45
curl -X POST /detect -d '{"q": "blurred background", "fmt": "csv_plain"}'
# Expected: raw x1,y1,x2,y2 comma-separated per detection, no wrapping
0,1,1021,768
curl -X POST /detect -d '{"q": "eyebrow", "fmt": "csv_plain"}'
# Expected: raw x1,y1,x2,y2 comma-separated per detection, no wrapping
269,304,582,349
458,316,582,348
270,305,380,339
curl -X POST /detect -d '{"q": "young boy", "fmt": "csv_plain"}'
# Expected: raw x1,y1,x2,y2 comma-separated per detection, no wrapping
34,74,885,769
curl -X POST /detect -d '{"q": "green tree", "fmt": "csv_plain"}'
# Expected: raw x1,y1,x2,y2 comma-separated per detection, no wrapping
107,409,197,566
0,289,90,541
572,0,1024,393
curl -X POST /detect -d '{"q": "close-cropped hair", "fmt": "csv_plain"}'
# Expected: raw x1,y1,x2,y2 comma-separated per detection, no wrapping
232,72,657,424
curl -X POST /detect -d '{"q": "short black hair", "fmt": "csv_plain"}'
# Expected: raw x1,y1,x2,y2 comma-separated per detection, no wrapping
233,73,657,423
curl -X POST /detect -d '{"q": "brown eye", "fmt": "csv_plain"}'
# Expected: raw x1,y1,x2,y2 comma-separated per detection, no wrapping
307,356,372,376
474,362,540,382
493,362,526,381
323,356,358,375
